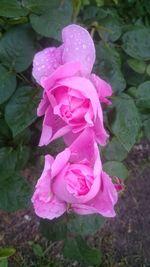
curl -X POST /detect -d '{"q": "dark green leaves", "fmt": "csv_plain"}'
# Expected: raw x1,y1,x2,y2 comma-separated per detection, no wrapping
22,0,60,14
122,29,150,60
5,86,39,136
40,217,67,241
63,236,102,266
96,42,126,92
0,248,16,260
127,59,146,74
0,147,17,179
68,214,106,236
136,81,150,111
30,0,73,40
0,25,36,72
0,65,16,104
111,94,141,151
104,137,128,161
0,174,31,212
0,0,28,17
103,161,128,180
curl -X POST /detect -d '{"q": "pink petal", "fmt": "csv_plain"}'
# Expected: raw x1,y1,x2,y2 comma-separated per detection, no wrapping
94,108,109,145
32,46,63,84
91,74,112,104
32,155,67,220
41,61,81,91
73,171,118,217
51,148,71,178
39,105,71,146
37,92,49,116
62,24,95,75
55,76,99,118
70,128,95,163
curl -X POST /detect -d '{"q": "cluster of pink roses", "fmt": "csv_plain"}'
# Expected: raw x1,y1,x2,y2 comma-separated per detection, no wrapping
32,24,121,220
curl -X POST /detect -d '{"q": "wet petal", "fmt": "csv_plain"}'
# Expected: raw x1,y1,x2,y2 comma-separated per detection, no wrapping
62,24,95,75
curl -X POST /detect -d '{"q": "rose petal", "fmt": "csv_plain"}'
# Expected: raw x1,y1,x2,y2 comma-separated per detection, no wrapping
41,61,81,91
32,46,63,84
51,148,71,178
62,24,95,75
55,76,99,118
37,92,49,116
91,74,112,104
32,155,66,220
39,105,71,146
70,128,95,163
72,171,118,217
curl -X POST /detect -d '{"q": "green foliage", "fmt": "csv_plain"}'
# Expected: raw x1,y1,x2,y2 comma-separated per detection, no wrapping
0,247,16,267
0,174,31,212
0,25,36,72
0,65,16,104
67,214,106,236
122,29,150,60
103,161,128,180
0,0,28,18
30,0,73,40
0,248,16,260
95,42,126,92
5,86,40,136
104,137,128,161
0,259,8,267
40,216,67,241
111,94,141,151
63,236,102,266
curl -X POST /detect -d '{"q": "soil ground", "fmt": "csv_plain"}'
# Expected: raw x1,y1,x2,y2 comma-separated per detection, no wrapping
0,140,150,267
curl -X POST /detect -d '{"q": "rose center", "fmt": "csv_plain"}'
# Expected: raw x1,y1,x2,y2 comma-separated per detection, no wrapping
65,164,94,197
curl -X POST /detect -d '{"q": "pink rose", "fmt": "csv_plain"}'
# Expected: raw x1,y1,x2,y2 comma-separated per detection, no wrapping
32,129,118,220
32,24,112,146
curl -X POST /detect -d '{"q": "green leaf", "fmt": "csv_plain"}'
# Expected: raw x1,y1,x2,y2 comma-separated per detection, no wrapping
63,236,102,266
0,65,16,104
122,28,150,60
68,214,106,236
0,0,28,17
30,0,72,40
40,216,67,241
0,259,8,267
96,0,104,7
0,25,36,72
16,146,30,170
32,244,44,258
5,86,39,136
95,42,126,93
0,248,16,260
98,16,122,42
0,119,11,139
127,59,146,74
103,161,128,180
104,137,128,161
143,118,150,140
146,64,150,76
111,94,141,151
127,87,137,98
0,174,31,212
123,62,145,86
136,81,150,111
22,0,61,14
0,147,17,179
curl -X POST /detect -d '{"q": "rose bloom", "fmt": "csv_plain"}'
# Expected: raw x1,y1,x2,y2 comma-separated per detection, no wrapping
32,24,112,146
32,129,118,220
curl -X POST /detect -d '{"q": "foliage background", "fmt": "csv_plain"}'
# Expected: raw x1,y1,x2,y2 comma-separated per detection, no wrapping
0,0,150,265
